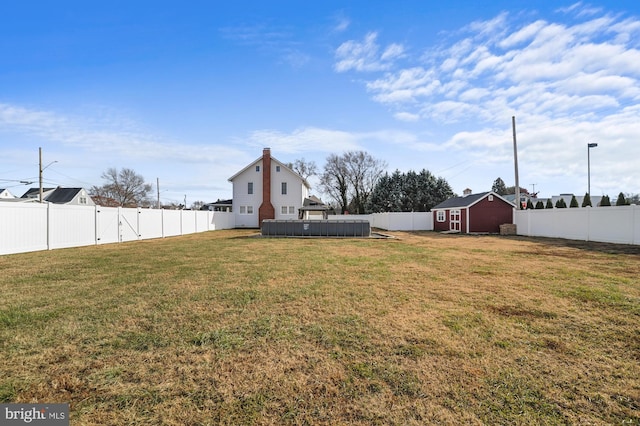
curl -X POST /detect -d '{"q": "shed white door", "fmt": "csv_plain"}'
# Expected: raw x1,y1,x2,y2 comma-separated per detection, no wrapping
450,209,461,231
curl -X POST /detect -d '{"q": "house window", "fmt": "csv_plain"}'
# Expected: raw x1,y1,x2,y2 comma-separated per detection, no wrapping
239,206,246,214
256,166,260,172
289,206,295,214
247,206,253,214
248,182,253,194
281,206,288,214
281,182,287,195
276,166,281,172
436,211,445,222
79,197,87,204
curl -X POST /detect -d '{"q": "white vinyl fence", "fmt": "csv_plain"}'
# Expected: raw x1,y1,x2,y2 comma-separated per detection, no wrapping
514,205,640,245
0,203,235,255
328,212,434,232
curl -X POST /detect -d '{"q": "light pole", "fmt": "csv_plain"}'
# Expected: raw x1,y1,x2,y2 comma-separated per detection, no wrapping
39,147,58,203
587,143,598,197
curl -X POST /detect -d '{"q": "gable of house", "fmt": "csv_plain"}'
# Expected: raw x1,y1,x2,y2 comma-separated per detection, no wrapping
0,188,16,199
45,188,95,205
228,148,310,228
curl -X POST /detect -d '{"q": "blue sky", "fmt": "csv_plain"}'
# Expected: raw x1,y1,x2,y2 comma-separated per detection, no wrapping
1,1,639,205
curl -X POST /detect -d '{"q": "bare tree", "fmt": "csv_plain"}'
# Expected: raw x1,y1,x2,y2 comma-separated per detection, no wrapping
286,158,318,181
320,151,387,214
90,167,153,207
343,151,387,214
320,154,350,214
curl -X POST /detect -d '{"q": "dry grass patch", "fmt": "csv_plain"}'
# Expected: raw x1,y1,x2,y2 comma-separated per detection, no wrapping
1,230,639,424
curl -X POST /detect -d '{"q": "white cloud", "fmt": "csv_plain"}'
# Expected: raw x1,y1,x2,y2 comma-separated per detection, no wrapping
394,112,420,122
245,127,363,153
334,4,640,195
334,32,405,72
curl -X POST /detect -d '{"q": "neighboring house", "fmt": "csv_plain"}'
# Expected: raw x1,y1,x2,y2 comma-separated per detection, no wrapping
228,148,310,228
0,188,16,199
202,199,233,212
432,190,514,234
21,187,56,201
21,187,95,205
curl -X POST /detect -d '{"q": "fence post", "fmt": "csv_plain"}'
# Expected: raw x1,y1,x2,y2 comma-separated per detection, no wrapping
47,202,52,250
633,204,637,245
95,205,99,245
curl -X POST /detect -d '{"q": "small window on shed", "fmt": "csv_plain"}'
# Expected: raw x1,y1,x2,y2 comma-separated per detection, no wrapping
436,211,445,222
488,195,494,201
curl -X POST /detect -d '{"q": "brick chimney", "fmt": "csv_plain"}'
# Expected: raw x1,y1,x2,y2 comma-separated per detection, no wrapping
258,148,275,226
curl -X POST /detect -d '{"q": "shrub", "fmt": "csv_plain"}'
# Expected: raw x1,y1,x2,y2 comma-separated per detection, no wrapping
555,198,567,208
545,199,554,209
535,201,544,209
616,192,628,206
582,192,592,207
570,195,579,208
600,195,611,207
526,199,534,210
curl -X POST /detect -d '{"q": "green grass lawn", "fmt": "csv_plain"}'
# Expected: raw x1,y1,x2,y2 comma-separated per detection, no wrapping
1,230,639,425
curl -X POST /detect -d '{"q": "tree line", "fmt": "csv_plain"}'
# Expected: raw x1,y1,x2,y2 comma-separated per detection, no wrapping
91,151,456,213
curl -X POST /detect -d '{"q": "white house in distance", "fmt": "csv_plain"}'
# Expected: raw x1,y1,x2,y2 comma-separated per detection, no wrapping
0,188,16,199
228,148,310,228
18,187,95,205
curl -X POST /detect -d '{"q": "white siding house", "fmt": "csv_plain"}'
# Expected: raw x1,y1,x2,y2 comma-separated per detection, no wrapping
0,189,16,199
228,148,310,228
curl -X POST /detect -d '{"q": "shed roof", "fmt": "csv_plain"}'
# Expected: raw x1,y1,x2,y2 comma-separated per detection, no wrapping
432,191,514,210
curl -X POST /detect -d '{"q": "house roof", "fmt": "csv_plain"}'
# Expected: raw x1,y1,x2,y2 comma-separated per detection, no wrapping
45,188,84,204
432,191,514,210
21,188,55,198
299,195,328,211
228,154,311,189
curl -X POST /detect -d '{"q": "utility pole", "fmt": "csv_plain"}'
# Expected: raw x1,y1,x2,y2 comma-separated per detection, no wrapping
157,177,160,209
512,116,520,209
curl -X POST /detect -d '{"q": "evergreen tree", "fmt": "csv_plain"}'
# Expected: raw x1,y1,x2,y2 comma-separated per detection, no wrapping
600,195,611,206
364,169,454,213
491,177,507,195
526,199,534,209
616,192,628,206
570,195,579,208
545,199,554,209
555,198,567,208
582,192,592,207
535,201,544,209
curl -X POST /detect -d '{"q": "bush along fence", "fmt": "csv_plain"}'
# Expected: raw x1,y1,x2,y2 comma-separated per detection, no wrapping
0,202,235,255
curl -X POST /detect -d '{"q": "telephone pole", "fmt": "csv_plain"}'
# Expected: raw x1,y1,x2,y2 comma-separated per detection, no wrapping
512,116,520,209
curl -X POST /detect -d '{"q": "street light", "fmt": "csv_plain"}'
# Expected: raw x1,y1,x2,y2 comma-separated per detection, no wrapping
39,147,58,203
587,143,598,197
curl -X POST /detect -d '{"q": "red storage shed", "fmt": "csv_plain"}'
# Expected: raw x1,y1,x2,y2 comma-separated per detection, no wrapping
432,191,515,234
